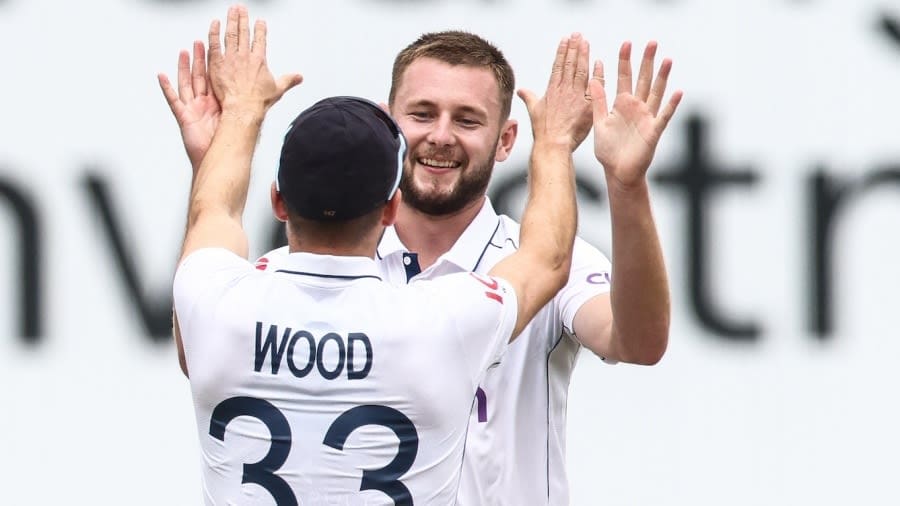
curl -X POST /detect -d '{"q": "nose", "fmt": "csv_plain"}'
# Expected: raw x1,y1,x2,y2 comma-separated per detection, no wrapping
425,114,455,147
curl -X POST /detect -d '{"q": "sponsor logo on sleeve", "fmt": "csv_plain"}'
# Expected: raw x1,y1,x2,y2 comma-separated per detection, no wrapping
469,272,503,304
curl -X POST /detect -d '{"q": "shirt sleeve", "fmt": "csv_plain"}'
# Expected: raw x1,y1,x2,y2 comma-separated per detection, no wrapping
173,248,254,351
557,236,613,335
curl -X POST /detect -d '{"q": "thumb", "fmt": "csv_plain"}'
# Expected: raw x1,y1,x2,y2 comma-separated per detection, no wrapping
277,73,304,94
516,88,538,112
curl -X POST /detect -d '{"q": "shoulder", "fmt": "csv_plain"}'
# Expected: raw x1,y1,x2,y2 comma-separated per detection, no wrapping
570,236,611,275
173,248,257,345
495,214,521,243
176,248,252,285
173,248,261,315
489,214,609,267
473,214,520,266
253,245,290,271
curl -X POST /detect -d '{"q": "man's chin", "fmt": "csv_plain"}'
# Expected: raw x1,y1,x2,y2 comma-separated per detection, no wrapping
403,189,461,216
403,186,486,217
401,164,491,216
407,176,458,201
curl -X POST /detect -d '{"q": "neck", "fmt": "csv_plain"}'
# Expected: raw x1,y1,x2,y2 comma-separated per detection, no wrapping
394,195,486,270
286,230,381,259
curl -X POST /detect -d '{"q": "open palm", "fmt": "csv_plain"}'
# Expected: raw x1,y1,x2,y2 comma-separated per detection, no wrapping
158,41,221,170
590,41,682,189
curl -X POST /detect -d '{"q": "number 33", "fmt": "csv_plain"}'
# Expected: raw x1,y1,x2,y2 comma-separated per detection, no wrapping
209,396,420,505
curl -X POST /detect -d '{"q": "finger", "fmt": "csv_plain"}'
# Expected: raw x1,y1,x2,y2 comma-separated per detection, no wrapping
647,58,672,116
616,41,633,97
634,41,657,102
207,19,224,87
252,19,267,55
589,60,608,122
224,5,239,54
208,19,223,63
574,37,590,91
158,73,185,117
191,41,207,96
176,49,192,101
654,89,683,136
237,5,251,52
276,73,304,96
549,36,569,88
516,88,538,112
562,32,581,88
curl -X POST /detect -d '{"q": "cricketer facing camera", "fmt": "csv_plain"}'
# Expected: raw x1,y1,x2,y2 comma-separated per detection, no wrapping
166,5,616,504
161,10,682,505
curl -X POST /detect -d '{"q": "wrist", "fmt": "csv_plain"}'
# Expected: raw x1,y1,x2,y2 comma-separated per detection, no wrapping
219,102,266,126
532,137,576,154
605,175,650,200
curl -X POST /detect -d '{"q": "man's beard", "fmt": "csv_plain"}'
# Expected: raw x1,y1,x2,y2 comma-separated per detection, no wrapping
400,153,496,216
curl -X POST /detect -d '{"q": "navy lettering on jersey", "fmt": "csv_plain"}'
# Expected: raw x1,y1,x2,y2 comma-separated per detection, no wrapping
324,405,419,505
317,333,346,380
347,332,373,379
210,396,297,505
286,330,316,377
210,398,418,504
254,322,373,380
254,322,292,374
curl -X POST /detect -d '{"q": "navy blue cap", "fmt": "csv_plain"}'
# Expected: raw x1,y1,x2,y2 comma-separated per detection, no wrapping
277,96,406,221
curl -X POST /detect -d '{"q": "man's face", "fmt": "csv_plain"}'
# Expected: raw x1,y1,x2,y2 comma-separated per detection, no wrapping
391,57,510,216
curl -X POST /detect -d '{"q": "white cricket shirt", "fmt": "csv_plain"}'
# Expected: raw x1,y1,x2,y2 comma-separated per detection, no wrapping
375,199,612,506
174,248,517,505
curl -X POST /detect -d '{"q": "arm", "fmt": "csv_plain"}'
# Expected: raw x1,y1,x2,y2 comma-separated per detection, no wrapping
489,34,594,339
172,5,302,373
572,41,683,365
180,5,301,261
159,41,220,378
158,33,222,378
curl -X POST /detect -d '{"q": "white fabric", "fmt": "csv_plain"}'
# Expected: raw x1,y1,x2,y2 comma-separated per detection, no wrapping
255,198,613,505
375,199,612,506
174,248,517,505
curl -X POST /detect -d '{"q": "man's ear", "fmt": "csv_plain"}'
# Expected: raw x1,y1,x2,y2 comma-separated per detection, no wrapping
495,119,518,162
382,189,402,226
379,102,390,115
270,182,288,222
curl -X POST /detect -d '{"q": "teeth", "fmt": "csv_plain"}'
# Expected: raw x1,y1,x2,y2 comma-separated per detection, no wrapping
419,158,459,169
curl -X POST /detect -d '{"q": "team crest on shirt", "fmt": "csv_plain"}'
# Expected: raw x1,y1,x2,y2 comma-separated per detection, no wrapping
469,272,503,304
255,257,270,271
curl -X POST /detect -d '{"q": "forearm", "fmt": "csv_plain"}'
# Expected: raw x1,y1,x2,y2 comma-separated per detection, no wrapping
606,178,669,364
490,139,578,339
520,139,577,278
178,106,262,263
187,108,263,227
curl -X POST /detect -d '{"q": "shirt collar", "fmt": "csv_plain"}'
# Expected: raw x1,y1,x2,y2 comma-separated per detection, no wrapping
273,251,382,281
377,197,502,271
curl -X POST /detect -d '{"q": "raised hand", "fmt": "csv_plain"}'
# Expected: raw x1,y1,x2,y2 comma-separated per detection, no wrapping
589,41,682,189
158,41,221,170
206,5,303,116
517,33,594,152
